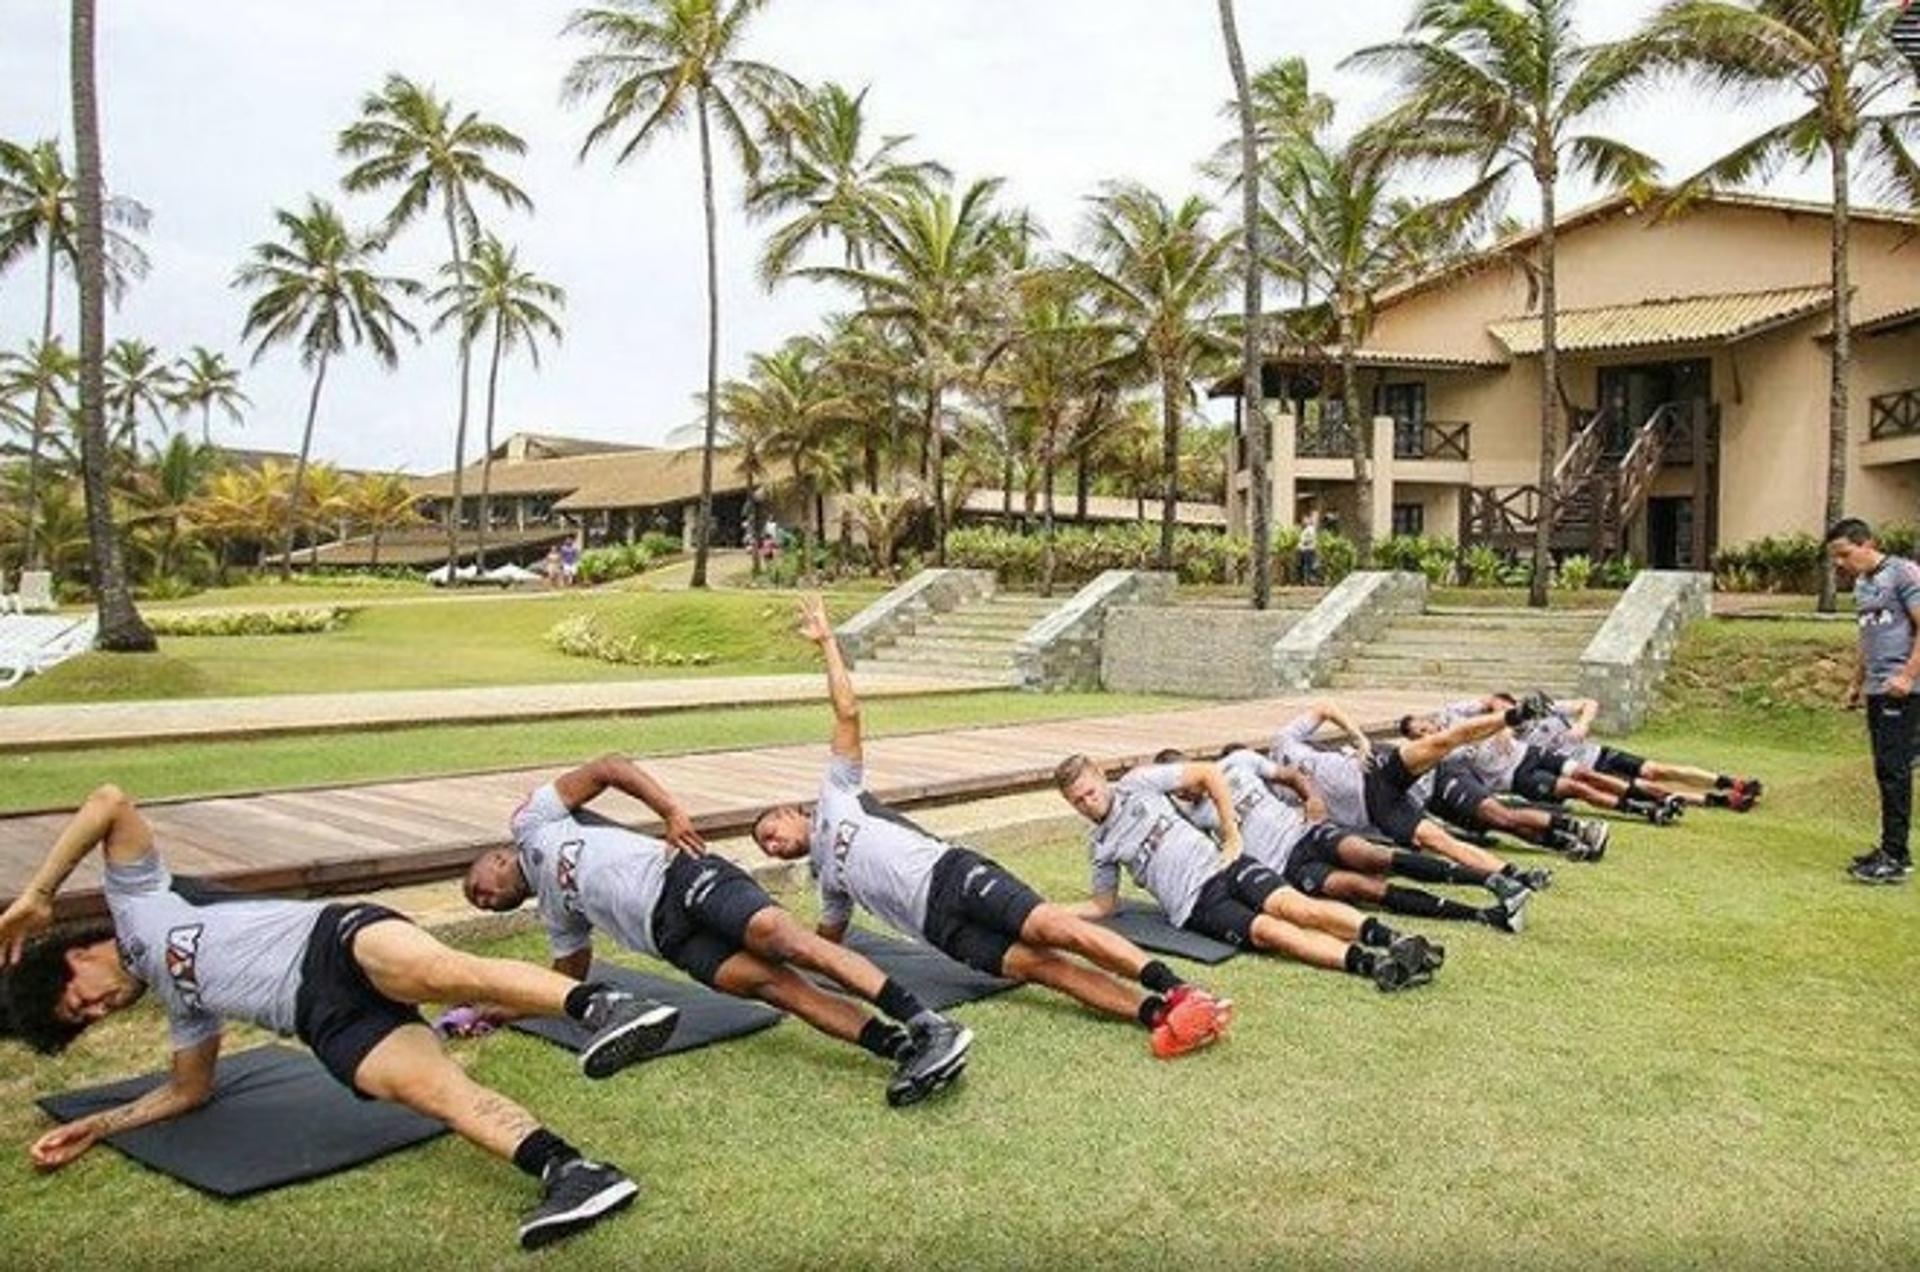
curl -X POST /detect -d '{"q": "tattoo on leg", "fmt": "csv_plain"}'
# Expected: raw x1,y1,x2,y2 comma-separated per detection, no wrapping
468,1088,539,1143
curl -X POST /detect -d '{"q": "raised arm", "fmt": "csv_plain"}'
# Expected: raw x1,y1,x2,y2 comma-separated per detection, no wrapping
1563,698,1600,738
1184,762,1243,863
0,784,154,966
1312,700,1374,759
30,1034,219,1171
799,594,860,764
550,755,704,854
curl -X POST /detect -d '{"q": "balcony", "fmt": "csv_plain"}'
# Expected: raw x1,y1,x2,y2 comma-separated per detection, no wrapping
1871,388,1920,441
1395,420,1471,462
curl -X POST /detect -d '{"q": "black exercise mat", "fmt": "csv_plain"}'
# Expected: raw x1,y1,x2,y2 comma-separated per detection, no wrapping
832,928,1016,1012
1097,901,1240,965
36,1044,445,1200
509,961,782,1056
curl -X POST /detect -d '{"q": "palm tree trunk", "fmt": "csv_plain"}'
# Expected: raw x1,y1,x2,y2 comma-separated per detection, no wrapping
69,0,152,650
1041,421,1058,598
202,402,212,446
1158,361,1181,570
745,484,760,578
1529,172,1559,609
1339,310,1371,563
1076,446,1090,522
691,85,721,590
477,309,506,574
928,378,947,566
441,192,474,585
21,243,59,572
1217,0,1270,610
371,527,383,568
281,352,329,582
1819,134,1853,614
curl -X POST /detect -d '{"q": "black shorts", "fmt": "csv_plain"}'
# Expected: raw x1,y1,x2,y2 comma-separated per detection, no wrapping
1181,857,1288,947
1429,759,1495,829
651,854,777,987
921,848,1047,976
1363,749,1428,846
294,903,425,1097
1592,746,1645,781
1279,823,1350,896
1511,747,1571,803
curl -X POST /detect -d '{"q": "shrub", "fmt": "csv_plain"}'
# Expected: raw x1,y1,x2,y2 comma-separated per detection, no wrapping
1462,544,1504,588
1555,554,1594,591
1417,545,1458,586
1317,532,1358,584
575,542,660,586
291,568,422,587
145,606,354,637
1594,555,1638,589
1713,533,1822,593
1875,522,1919,558
545,613,718,667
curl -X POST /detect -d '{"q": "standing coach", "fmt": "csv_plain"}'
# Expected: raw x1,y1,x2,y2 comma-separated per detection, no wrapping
1828,518,1920,884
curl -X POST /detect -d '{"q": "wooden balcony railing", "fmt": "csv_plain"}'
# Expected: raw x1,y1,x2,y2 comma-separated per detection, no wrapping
1871,388,1920,441
1395,420,1471,461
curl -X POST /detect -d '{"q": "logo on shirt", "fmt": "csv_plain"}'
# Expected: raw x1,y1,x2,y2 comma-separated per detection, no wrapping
556,839,584,915
165,923,205,1010
832,820,860,873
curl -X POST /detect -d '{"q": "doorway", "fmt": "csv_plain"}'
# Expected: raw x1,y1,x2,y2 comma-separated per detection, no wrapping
1647,497,1695,569
1597,359,1710,455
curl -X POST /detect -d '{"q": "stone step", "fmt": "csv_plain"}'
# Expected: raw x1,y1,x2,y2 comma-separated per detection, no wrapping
975,599,1062,616
1397,613,1605,634
1326,670,1581,694
859,655,1019,685
932,612,1045,636
1373,632,1595,655
889,634,1023,659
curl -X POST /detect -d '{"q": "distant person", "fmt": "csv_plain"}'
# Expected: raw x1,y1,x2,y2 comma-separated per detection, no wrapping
559,537,581,588
1298,511,1321,585
1828,518,1920,885
543,546,563,589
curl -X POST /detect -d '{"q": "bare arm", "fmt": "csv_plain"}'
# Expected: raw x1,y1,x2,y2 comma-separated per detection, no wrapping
1269,764,1328,823
815,918,848,943
0,784,154,966
1565,698,1600,738
29,1035,219,1171
1185,761,1243,862
550,755,704,854
1064,891,1118,920
1894,604,1920,696
1312,700,1373,758
798,594,860,763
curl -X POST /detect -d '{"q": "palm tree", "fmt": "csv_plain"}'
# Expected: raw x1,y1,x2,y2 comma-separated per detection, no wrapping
103,338,177,452
0,338,77,568
67,0,152,648
1074,181,1235,570
125,433,219,580
712,375,780,576
299,463,352,566
233,196,420,580
189,466,272,583
1217,0,1274,609
1623,0,1919,611
799,179,1015,563
430,234,564,570
339,73,531,581
341,471,425,567
563,0,801,589
0,135,150,566
170,346,249,444
1262,126,1494,563
745,338,857,577
1348,0,1660,606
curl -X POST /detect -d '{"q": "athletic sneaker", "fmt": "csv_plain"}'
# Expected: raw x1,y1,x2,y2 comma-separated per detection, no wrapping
1574,819,1610,861
1732,777,1764,803
1514,865,1554,892
1725,788,1756,814
1506,693,1553,727
1370,953,1432,993
1150,988,1231,1059
1389,933,1445,975
1488,890,1530,934
519,1158,639,1250
1486,871,1531,905
1848,851,1912,885
578,991,680,1080
886,1018,973,1107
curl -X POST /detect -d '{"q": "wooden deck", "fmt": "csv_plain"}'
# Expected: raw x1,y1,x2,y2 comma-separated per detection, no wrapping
0,690,1443,917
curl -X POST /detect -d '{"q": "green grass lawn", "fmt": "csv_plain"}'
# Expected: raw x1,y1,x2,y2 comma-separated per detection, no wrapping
0,691,1184,812
2,699,1914,1267
9,590,874,706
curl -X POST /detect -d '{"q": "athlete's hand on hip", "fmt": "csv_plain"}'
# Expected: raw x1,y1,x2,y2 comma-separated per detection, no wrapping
0,891,54,967
1219,832,1243,864
1888,672,1913,699
795,594,834,646
29,1121,98,1171
663,808,706,855
1304,797,1329,825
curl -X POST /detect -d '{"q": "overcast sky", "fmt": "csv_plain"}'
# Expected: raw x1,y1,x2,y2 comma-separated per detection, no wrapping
0,0,1827,474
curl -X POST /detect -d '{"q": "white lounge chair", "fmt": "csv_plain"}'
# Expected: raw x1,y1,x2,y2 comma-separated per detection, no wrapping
15,571,54,614
0,614,95,690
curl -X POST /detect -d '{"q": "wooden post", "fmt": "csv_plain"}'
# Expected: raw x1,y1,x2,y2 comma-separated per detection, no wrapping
1691,399,1712,570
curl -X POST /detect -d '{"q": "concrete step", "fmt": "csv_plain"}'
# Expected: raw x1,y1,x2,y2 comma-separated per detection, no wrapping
1372,632,1595,656
975,598,1061,617
932,613,1044,636
860,655,1018,685
890,634,1022,659
1339,659,1583,686
1326,670,1581,694
1397,613,1605,635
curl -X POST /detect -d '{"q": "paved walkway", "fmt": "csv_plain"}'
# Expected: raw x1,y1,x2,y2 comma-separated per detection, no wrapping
0,670,996,753
0,688,1445,916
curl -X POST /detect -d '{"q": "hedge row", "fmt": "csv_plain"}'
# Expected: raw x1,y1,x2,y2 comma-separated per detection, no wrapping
1714,525,1920,593
145,605,355,637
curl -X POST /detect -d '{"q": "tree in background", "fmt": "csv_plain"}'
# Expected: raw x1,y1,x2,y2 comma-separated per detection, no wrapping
564,0,801,589
1074,181,1234,570
1351,0,1658,605
233,197,419,580
103,338,177,453
170,346,249,445
339,73,531,580
0,337,77,570
430,233,564,569
1623,0,1919,611
340,471,426,567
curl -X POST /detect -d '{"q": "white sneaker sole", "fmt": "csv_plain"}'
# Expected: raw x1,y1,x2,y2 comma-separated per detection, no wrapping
580,1004,679,1080
519,1177,640,1250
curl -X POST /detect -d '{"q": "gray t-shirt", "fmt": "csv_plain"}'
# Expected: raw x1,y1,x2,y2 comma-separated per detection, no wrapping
512,783,672,958
809,755,949,939
1521,707,1601,767
1270,715,1369,831
1855,555,1920,695
104,853,321,1050
1202,750,1313,874
1087,765,1224,926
